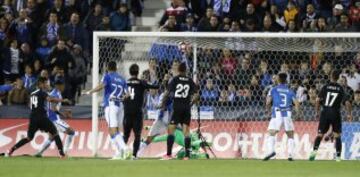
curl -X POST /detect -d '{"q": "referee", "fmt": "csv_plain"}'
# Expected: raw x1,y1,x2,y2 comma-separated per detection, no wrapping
123,64,158,159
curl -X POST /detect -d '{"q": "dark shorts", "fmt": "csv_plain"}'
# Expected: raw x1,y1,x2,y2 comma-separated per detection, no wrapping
28,114,58,139
123,111,143,142
318,109,342,134
170,106,191,126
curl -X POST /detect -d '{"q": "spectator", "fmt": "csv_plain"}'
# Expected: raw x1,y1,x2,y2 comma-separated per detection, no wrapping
9,8,34,45
84,4,104,36
63,13,89,53
201,78,219,107
328,4,344,29
218,16,231,31
262,15,281,32
220,48,237,78
341,65,360,91
68,44,86,104
2,40,24,81
297,61,313,81
96,16,111,31
159,14,180,31
283,1,299,25
35,37,51,63
180,14,197,31
198,15,220,31
303,86,317,106
197,7,214,31
316,17,330,32
353,90,360,106
334,14,353,32
236,57,253,87
338,76,354,103
318,62,332,83
258,60,272,88
189,0,212,20
32,59,42,77
40,12,62,46
270,0,288,13
227,83,237,103
244,18,258,31
269,4,286,29
249,75,262,105
279,62,291,82
240,3,261,28
229,21,241,32
286,20,298,32
353,52,360,72
1,0,15,16
22,64,36,91
46,0,68,24
110,3,131,31
349,0,360,28
20,43,36,65
0,18,9,47
7,77,28,105
26,0,42,28
48,39,75,73
218,88,229,105
159,0,188,26
301,4,319,30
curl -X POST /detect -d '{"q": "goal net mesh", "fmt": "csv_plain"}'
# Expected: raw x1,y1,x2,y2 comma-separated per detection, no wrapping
93,34,360,160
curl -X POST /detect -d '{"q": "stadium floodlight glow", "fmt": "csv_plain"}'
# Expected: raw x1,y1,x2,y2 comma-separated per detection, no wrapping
92,32,360,159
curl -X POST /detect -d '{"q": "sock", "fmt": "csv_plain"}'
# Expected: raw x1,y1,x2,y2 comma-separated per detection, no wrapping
10,138,30,154
335,137,342,157
111,135,121,155
313,136,322,151
267,135,275,154
64,134,74,153
167,134,175,156
184,136,191,158
287,138,294,158
137,142,148,157
115,133,128,151
37,139,52,155
53,135,65,156
133,135,141,157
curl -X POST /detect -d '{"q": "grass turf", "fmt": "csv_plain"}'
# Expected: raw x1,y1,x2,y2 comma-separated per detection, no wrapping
0,157,359,177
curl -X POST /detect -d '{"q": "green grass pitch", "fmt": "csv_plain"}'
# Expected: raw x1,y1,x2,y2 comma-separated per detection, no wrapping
0,157,359,177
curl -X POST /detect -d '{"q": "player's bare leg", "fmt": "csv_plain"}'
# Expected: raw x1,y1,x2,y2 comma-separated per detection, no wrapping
162,124,176,160
182,124,191,160
263,130,278,161
309,133,324,161
333,132,342,162
286,131,295,161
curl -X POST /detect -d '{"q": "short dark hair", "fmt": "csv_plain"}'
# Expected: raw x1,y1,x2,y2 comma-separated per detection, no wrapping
37,77,47,85
331,70,341,81
107,61,117,71
178,62,187,73
129,64,139,76
278,73,287,84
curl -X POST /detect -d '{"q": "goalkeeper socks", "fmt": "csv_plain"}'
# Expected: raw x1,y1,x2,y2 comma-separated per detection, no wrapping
54,135,65,156
10,138,31,154
37,139,53,155
184,136,191,158
287,138,294,158
167,134,175,156
313,136,322,151
335,137,342,157
267,135,275,154
64,134,74,154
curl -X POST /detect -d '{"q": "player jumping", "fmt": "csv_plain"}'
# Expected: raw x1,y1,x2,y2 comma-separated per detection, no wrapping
84,61,129,160
263,73,300,161
6,77,66,158
35,79,75,157
159,62,199,160
309,70,352,162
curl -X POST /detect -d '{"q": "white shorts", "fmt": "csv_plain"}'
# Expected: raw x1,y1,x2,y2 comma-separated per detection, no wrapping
104,104,124,128
53,118,70,133
267,111,294,131
148,111,170,136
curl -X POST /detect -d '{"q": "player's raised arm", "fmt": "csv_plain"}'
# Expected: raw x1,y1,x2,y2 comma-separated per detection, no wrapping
83,83,105,95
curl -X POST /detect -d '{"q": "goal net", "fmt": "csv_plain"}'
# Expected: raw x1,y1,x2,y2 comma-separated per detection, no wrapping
92,32,360,160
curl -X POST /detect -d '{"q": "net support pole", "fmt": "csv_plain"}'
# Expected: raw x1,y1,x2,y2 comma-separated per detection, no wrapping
192,42,198,120
92,33,100,157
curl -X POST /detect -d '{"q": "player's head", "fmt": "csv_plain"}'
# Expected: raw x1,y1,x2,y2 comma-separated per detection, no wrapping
178,62,187,75
54,78,65,92
331,70,341,82
107,61,117,72
37,77,48,89
278,73,287,84
129,64,139,77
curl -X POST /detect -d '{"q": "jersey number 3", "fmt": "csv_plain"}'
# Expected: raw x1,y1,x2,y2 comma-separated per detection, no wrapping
175,84,190,98
325,92,338,106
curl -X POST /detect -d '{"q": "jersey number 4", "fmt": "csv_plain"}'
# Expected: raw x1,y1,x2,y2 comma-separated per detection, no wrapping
325,92,338,106
30,96,38,109
175,84,190,98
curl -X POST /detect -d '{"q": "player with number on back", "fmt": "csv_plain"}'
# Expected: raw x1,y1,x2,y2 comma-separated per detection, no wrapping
6,77,66,158
84,61,129,160
263,73,300,161
309,70,352,162
160,62,199,160
35,79,75,157
123,64,158,159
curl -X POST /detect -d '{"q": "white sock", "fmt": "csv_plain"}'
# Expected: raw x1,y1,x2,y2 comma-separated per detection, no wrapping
64,134,74,154
115,133,128,151
37,139,52,155
288,138,295,158
111,135,122,155
137,142,148,157
267,135,276,155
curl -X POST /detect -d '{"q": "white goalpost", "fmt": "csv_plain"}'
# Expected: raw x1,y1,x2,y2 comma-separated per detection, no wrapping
91,32,360,159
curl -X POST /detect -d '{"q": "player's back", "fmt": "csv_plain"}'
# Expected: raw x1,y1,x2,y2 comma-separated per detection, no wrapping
125,78,148,111
103,72,127,107
30,89,48,117
319,82,344,112
271,84,295,110
48,89,62,121
169,76,196,107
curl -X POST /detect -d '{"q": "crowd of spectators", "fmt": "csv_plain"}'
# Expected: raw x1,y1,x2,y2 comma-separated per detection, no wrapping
159,0,360,32
0,0,137,105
